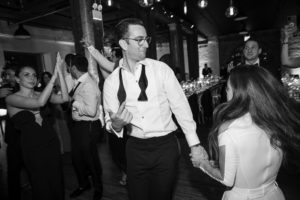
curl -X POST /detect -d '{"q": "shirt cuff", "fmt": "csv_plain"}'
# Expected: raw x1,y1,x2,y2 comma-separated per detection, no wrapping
106,121,124,138
72,101,82,114
185,133,201,147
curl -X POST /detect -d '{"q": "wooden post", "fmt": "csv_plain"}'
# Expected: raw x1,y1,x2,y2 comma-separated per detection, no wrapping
168,23,185,80
70,0,104,82
187,30,199,80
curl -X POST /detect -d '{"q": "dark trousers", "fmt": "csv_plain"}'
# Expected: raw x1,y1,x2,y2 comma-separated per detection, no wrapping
70,120,103,193
108,131,127,173
126,132,180,200
6,143,22,200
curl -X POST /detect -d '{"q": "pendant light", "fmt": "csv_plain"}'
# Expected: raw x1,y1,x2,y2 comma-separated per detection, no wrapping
183,1,187,15
14,24,31,39
198,0,208,9
225,0,238,18
139,0,154,7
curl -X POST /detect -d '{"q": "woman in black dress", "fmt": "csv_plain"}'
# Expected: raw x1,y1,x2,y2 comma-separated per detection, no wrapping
5,53,69,200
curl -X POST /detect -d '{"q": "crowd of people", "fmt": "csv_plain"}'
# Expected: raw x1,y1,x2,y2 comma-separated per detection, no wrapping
0,17,299,200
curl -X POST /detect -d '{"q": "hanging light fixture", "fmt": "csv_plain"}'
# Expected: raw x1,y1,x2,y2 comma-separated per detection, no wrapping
139,0,154,7
198,0,208,9
14,24,31,39
183,1,187,15
155,0,162,2
107,0,112,7
225,0,238,18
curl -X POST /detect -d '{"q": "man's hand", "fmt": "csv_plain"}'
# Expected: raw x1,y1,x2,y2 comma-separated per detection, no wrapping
0,87,13,98
80,38,91,49
108,101,133,132
190,145,208,167
282,24,297,42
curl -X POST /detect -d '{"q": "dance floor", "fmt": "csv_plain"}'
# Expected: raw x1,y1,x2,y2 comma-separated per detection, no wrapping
0,126,299,200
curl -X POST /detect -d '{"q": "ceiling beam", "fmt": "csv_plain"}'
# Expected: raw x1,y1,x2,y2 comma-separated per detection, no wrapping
12,6,70,25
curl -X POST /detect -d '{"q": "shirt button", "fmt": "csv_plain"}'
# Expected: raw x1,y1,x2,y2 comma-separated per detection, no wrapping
142,116,144,119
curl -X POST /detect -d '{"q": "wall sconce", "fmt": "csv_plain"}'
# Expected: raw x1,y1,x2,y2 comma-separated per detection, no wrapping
198,0,208,9
225,0,238,18
139,0,154,7
14,24,31,39
92,2,102,21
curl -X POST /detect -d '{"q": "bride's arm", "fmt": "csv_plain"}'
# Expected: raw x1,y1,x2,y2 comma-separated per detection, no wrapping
197,131,238,187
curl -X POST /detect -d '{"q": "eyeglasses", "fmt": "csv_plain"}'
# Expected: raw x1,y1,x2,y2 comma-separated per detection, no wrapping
123,36,151,46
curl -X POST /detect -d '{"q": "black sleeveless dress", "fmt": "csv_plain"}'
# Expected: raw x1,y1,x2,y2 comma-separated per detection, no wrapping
11,110,64,200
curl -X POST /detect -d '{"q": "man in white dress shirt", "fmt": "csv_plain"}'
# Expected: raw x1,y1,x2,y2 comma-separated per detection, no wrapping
103,18,206,200
68,55,103,200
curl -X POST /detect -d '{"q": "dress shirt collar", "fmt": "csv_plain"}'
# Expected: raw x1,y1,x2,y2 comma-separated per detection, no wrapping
245,58,260,66
76,72,89,83
119,58,148,72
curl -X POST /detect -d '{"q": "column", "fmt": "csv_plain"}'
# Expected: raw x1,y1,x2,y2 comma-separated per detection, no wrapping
186,30,199,80
70,0,102,82
168,23,185,80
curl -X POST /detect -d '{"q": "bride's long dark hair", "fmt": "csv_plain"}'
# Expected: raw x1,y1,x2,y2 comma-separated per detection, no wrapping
208,66,300,162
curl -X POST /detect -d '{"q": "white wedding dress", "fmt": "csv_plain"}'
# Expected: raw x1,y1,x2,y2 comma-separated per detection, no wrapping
207,113,285,200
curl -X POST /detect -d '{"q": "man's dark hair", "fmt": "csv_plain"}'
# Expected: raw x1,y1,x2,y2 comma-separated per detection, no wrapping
73,55,88,73
115,18,144,41
112,47,122,58
244,37,261,49
65,53,76,67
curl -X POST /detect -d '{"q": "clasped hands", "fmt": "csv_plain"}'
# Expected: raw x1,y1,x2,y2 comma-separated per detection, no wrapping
108,101,133,132
190,145,210,168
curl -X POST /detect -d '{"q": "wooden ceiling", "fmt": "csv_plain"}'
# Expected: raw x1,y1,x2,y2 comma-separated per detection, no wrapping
0,0,299,38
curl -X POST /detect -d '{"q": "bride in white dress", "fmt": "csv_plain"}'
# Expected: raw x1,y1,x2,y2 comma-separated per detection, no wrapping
192,66,300,200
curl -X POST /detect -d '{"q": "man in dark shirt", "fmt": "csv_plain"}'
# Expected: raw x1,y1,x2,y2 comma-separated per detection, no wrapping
227,38,280,80
202,63,212,77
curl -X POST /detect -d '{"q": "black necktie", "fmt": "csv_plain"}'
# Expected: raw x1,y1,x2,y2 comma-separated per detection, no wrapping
138,65,148,101
118,70,126,103
69,82,81,97
118,64,148,103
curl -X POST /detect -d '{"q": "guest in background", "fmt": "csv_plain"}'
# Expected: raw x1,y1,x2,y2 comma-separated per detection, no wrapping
228,38,280,80
68,55,103,200
37,71,65,153
81,38,115,78
81,39,128,185
227,38,262,73
281,24,300,69
192,66,300,200
202,63,212,77
5,53,68,200
64,53,76,92
0,64,24,200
